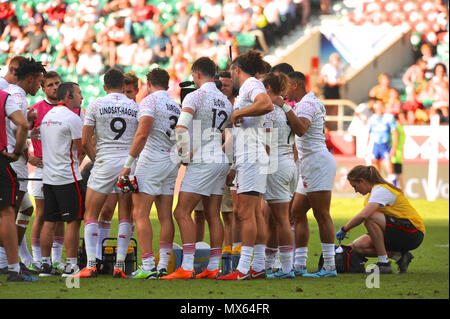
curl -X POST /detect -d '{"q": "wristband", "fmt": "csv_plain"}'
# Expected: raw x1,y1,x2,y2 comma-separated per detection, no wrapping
282,102,292,113
124,155,135,169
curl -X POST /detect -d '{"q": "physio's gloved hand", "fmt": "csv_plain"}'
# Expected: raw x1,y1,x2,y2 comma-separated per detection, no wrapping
336,227,348,244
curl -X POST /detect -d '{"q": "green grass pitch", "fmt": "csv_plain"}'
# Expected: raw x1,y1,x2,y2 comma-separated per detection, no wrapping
0,197,448,300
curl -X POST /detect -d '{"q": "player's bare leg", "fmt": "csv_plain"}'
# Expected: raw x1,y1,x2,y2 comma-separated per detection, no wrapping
154,194,175,275
291,192,311,274
113,192,133,277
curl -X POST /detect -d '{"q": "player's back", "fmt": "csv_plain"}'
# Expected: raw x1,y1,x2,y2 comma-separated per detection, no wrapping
266,106,294,156
139,90,181,161
84,93,139,157
294,92,327,159
183,82,232,163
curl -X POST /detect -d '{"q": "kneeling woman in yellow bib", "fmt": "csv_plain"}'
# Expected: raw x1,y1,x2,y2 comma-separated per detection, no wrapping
336,165,425,274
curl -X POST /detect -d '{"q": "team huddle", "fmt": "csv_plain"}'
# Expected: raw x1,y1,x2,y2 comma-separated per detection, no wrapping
1,50,340,282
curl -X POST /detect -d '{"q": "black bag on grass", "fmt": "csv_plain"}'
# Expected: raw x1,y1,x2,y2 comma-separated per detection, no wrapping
318,245,368,273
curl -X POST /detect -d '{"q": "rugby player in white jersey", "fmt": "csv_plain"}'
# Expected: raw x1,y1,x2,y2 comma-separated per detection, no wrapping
76,68,139,278
260,72,297,278
0,80,35,282
218,50,273,280
93,72,140,268
0,58,45,273
39,82,86,277
118,68,180,279
160,57,232,280
283,71,337,277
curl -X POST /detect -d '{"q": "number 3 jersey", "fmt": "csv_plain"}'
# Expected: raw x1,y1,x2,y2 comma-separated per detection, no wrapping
182,82,232,163
138,89,181,162
84,93,139,158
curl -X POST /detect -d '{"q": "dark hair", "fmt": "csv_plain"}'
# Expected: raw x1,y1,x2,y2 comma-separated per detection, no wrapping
270,62,294,75
103,68,124,90
261,72,289,95
288,71,307,87
259,60,271,75
347,165,402,193
15,57,46,81
433,63,447,76
231,50,265,77
41,71,60,87
191,57,217,78
124,71,139,90
218,71,231,79
146,67,170,89
56,82,79,101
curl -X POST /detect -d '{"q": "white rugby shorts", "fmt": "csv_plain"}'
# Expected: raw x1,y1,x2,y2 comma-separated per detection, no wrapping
87,153,135,194
30,166,44,199
296,150,336,195
263,156,297,203
135,159,179,196
180,162,230,196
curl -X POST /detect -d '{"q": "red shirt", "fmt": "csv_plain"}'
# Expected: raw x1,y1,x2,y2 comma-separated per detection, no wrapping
131,5,157,22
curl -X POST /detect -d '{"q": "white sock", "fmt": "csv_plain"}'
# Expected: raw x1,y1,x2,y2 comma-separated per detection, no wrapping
18,239,34,266
250,244,266,272
181,243,195,271
66,257,78,266
0,247,8,268
237,246,253,275
157,241,172,271
321,243,336,271
279,245,294,273
294,247,308,269
378,255,389,263
207,248,221,271
42,256,51,265
31,238,42,264
84,219,99,268
116,220,132,263
96,220,111,260
51,236,64,264
8,263,20,273
265,247,278,270
142,252,155,272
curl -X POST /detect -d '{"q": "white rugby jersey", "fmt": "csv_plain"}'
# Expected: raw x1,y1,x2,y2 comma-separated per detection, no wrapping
84,93,139,157
41,105,83,185
265,105,294,156
233,77,267,129
138,90,181,161
4,84,28,153
0,77,9,90
233,77,268,162
294,92,328,159
182,82,232,163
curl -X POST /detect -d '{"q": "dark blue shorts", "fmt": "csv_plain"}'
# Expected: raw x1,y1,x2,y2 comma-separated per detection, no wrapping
372,143,391,160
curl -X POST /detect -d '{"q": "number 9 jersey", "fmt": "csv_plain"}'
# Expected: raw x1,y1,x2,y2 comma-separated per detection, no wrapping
84,92,139,158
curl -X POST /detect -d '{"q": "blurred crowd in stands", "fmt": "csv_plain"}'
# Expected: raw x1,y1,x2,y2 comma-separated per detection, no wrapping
1,0,331,105
348,0,449,126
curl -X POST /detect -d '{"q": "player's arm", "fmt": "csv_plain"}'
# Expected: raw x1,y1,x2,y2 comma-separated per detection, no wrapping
231,93,273,125
81,125,96,162
341,202,380,232
272,95,310,137
119,116,154,177
73,138,86,163
1,110,28,162
175,107,194,163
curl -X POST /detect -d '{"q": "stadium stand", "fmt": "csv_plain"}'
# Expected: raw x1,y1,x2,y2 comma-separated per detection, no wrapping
1,0,324,107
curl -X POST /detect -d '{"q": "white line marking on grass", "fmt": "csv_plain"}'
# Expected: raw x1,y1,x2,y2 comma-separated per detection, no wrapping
434,244,449,247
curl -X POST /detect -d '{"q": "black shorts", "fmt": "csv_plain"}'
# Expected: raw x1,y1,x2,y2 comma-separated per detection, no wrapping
43,182,85,222
0,155,19,207
392,163,402,174
384,215,424,252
